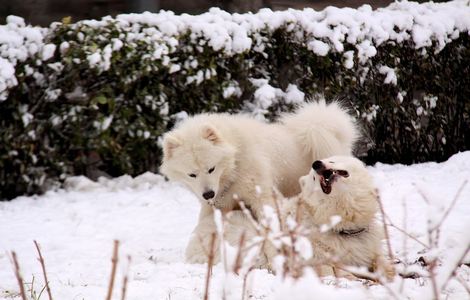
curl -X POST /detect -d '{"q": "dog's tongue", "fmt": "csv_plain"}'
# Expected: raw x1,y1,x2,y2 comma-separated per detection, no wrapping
319,169,349,194
320,178,332,194
321,184,331,195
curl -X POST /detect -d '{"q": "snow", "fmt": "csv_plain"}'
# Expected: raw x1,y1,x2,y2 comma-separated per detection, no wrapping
0,16,48,100
253,80,277,109
41,44,56,61
5,15,26,27
2,1,470,102
59,41,70,54
343,50,354,69
284,84,305,105
1,151,469,300
246,80,305,119
307,40,330,56
273,270,367,300
0,57,17,101
356,40,377,63
222,82,242,99
378,65,398,85
109,0,470,57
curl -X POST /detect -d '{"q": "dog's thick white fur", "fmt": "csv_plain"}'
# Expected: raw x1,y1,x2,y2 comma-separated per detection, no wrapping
160,101,358,264
226,156,395,279
283,155,395,279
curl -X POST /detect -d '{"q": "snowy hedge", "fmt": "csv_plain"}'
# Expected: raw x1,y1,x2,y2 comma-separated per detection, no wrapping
1,1,470,199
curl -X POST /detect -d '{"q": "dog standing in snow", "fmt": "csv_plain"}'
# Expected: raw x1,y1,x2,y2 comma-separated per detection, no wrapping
159,101,358,264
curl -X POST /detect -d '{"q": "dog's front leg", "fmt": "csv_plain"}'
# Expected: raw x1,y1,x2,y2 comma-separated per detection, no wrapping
245,187,283,271
185,204,220,264
372,254,396,281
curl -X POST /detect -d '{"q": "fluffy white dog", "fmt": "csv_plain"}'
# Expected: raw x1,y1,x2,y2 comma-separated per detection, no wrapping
281,155,395,279
160,101,358,264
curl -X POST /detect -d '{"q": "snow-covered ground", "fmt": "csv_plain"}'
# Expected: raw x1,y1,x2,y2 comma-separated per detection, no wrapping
1,152,469,300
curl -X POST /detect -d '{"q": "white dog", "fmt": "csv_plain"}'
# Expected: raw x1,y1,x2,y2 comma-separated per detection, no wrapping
160,101,358,264
281,155,395,279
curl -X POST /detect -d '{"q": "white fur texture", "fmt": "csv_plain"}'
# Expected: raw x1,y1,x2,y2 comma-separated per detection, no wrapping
159,101,358,264
284,156,395,279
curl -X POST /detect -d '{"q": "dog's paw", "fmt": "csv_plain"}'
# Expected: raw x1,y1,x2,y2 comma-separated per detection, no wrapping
185,250,209,264
314,264,359,280
184,239,220,264
372,256,396,281
382,262,396,281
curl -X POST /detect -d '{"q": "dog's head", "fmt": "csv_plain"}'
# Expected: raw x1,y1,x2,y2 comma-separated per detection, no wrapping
160,121,237,204
299,155,375,200
298,155,378,225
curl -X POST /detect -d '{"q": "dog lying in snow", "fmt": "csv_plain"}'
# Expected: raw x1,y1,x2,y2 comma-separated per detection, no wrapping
288,155,395,279
226,155,395,280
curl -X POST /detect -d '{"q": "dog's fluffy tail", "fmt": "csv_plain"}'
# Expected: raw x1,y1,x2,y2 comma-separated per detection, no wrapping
281,100,359,161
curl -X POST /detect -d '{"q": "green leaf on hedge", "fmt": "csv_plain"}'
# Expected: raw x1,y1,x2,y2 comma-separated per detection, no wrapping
93,95,107,105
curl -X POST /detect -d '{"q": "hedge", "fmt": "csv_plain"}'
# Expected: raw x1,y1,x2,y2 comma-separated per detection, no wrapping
1,1,470,199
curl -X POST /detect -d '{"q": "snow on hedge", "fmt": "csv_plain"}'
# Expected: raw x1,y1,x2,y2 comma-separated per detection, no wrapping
1,0,470,101
0,16,50,101
110,0,470,53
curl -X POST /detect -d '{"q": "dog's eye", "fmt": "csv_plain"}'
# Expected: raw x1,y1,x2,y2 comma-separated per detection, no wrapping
208,166,215,174
188,173,197,178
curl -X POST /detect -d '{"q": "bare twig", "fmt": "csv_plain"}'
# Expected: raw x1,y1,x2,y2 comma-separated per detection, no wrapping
241,266,255,300
121,255,131,300
413,184,430,205
430,180,467,232
219,211,229,274
440,243,470,292
233,231,247,274
238,201,262,235
272,189,284,231
203,233,217,300
377,194,394,260
11,251,27,300
414,180,469,300
294,197,303,227
385,220,429,249
428,258,440,300
425,216,440,300
36,282,48,300
455,275,470,295
29,276,36,299
105,240,120,300
399,199,408,293
34,240,53,300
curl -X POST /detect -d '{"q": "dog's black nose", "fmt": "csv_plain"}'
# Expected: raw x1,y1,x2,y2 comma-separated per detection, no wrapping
312,160,324,171
202,190,215,200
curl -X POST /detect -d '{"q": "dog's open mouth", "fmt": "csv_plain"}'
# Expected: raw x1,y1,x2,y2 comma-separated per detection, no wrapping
312,161,350,194
319,169,349,194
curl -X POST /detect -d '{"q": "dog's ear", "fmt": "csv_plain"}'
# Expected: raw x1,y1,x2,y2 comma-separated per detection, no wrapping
202,125,221,144
163,134,181,159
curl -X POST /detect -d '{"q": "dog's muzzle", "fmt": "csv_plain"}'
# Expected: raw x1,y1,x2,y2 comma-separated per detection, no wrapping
312,160,349,194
